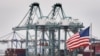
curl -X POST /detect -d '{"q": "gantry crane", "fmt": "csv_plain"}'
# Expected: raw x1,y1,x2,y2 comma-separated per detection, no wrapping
12,2,84,56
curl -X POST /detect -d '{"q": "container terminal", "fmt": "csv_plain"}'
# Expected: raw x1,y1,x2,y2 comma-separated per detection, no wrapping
0,2,100,56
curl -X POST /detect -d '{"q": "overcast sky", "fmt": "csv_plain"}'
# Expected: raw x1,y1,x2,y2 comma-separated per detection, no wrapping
0,0,100,39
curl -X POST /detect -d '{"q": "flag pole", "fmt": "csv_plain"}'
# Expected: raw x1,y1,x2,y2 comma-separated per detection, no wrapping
90,23,93,56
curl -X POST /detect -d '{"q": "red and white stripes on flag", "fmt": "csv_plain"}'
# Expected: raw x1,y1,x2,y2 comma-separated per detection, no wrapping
66,33,90,51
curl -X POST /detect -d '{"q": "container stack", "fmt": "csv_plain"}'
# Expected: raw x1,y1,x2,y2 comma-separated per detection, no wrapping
5,48,25,56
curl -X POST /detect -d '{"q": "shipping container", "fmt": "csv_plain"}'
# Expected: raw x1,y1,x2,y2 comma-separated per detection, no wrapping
5,48,25,56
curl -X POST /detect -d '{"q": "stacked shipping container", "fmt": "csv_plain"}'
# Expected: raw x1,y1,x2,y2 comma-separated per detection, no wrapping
5,48,25,56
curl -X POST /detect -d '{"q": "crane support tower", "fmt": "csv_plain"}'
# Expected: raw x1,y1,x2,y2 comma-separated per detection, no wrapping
12,3,84,56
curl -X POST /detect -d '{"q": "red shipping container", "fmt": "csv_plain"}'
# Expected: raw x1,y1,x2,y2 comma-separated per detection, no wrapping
95,45,100,54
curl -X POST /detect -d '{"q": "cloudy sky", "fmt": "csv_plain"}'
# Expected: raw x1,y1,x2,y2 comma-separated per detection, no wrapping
0,0,100,39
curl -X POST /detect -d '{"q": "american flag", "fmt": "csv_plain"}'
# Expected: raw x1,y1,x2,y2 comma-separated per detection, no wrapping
66,27,90,51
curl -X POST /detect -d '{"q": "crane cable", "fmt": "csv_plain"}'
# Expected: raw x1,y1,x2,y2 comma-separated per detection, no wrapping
17,9,30,26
